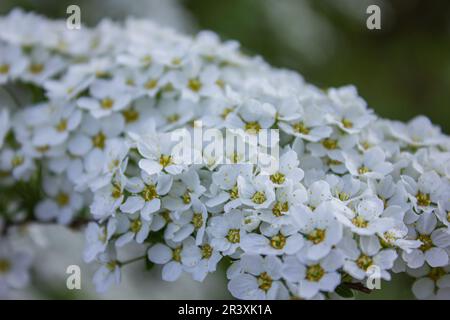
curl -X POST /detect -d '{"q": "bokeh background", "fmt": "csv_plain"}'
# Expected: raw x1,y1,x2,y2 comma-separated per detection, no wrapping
1,0,449,299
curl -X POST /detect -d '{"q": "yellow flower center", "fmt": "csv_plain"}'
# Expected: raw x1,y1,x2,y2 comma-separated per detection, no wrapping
29,63,44,74
141,55,152,65
352,216,369,228
166,114,180,123
0,64,10,74
161,210,172,223
338,192,349,201
270,172,285,184
418,234,433,252
215,79,225,89
361,141,371,150
106,260,118,271
342,118,353,129
55,119,68,132
122,108,139,123
192,213,203,229
358,166,370,175
221,107,233,119
141,184,158,202
130,219,142,233
416,192,431,207
111,183,122,199
270,233,287,249
272,201,289,217
100,98,114,109
144,79,158,90
307,229,326,244
322,138,338,150
229,185,239,200
11,155,24,167
159,154,173,167
0,259,11,273
226,229,240,243
306,264,325,282
36,145,49,153
293,122,310,135
172,247,182,262
201,244,213,259
245,122,261,134
171,57,181,66
257,272,273,292
188,78,202,92
56,192,70,207
252,191,266,204
356,254,373,271
182,192,191,204
92,131,106,149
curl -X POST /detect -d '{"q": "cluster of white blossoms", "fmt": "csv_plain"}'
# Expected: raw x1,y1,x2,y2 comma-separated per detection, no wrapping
1,9,450,300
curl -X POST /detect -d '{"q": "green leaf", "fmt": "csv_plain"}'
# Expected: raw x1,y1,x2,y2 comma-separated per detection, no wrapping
335,285,355,298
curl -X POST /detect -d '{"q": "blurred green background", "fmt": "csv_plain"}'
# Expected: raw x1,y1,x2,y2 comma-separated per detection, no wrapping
1,0,448,299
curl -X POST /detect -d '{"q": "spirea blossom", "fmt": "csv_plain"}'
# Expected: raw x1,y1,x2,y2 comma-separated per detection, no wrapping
0,9,450,300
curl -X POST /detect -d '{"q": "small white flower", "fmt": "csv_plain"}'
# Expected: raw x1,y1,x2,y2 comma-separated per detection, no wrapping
294,202,343,260
403,211,450,268
93,250,121,293
120,171,172,221
0,241,32,296
344,147,393,179
78,79,133,118
35,175,83,225
83,219,117,263
282,249,343,299
340,235,397,281
228,254,288,300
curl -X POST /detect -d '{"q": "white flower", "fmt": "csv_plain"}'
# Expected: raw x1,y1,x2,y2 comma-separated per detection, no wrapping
340,235,397,281
402,211,450,268
241,224,304,256
183,236,222,282
120,171,172,221
93,250,121,293
402,171,442,215
32,103,82,147
134,131,185,176
207,210,245,255
0,44,27,84
90,173,126,220
278,100,332,142
78,79,133,118
83,219,117,263
335,196,395,236
390,116,445,147
408,265,450,299
35,175,84,225
294,202,343,260
237,175,276,210
344,147,393,179
115,216,150,247
282,249,343,299
20,47,66,84
228,254,288,300
0,241,32,296
327,85,375,134
147,237,200,282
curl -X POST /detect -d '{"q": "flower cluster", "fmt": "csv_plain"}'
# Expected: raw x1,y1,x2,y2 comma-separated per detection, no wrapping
1,9,450,299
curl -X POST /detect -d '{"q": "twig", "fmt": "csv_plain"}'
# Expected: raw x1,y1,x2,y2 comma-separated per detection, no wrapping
343,282,372,294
